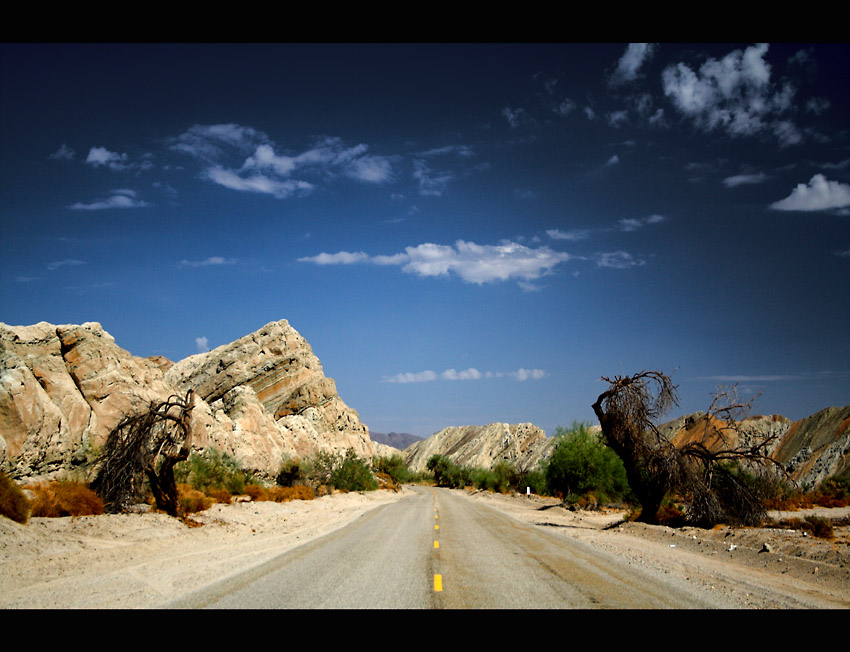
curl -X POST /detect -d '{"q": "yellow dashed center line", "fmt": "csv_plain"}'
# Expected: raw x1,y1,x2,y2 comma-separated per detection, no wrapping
434,540,439,549
434,574,443,592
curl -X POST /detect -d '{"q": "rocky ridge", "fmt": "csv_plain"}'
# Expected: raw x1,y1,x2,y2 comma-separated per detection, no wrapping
0,320,374,481
403,422,556,473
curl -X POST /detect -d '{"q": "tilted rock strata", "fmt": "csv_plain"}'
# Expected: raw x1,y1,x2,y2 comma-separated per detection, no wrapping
1,320,374,481
403,422,554,473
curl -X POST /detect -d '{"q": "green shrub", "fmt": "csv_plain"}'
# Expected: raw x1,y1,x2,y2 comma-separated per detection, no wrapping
0,471,31,524
426,455,472,488
306,449,378,492
372,454,410,484
277,456,310,487
544,422,631,503
176,447,257,495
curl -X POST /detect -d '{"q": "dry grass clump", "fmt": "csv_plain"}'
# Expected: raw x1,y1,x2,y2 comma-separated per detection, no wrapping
177,484,215,514
1,471,31,524
266,485,316,502
776,515,835,540
375,472,401,492
24,480,104,518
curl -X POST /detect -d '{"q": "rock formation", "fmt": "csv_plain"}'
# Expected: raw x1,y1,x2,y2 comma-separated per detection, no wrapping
403,422,555,473
1,319,374,482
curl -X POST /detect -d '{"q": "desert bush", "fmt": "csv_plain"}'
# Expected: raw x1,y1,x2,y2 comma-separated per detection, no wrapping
25,480,104,518
177,484,214,514
266,485,316,502
332,449,378,492
204,487,233,504
277,457,310,487
176,447,258,496
426,455,473,489
244,483,268,501
0,471,31,524
372,455,409,484
778,515,835,540
545,422,631,503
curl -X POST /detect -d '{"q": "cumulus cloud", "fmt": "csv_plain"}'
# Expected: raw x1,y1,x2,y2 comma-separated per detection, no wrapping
171,123,266,161
662,43,800,145
383,367,547,383
299,239,571,286
723,172,769,187
69,189,149,210
610,43,657,85
770,174,850,212
195,336,210,353
85,146,131,170
606,154,620,166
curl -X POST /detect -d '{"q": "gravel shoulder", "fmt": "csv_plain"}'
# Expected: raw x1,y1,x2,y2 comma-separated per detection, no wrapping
466,489,850,609
2,486,848,609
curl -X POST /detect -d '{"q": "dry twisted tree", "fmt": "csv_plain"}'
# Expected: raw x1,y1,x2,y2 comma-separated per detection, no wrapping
92,389,195,516
592,371,785,526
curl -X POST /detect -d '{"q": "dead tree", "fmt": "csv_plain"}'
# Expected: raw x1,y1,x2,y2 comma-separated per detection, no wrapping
592,371,783,527
92,390,195,516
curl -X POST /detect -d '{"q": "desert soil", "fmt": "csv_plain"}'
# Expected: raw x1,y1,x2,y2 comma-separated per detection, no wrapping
2,486,848,609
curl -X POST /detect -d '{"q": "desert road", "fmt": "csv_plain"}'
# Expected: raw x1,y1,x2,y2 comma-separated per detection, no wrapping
168,485,718,609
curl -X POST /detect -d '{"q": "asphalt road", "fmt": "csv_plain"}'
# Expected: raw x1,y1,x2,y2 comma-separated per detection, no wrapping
169,485,717,608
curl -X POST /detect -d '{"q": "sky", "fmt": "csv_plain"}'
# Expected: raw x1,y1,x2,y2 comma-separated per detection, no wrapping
1,43,849,438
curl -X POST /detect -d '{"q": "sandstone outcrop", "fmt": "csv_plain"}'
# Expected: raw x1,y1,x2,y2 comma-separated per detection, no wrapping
1,319,374,481
403,422,554,473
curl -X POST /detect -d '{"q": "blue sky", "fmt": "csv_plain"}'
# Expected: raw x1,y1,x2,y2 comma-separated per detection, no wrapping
2,43,848,437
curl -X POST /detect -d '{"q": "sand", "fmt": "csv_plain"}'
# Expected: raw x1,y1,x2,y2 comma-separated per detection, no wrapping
2,487,848,609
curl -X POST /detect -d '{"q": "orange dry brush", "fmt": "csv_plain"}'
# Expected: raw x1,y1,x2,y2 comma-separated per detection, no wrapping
24,481,104,518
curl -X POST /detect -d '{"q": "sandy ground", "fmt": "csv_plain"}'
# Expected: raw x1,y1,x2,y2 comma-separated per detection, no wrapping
2,486,849,609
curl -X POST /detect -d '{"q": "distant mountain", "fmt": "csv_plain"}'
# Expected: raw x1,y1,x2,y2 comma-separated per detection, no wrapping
369,431,423,451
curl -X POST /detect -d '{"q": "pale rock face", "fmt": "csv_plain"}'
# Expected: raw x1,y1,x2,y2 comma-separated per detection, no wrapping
404,422,552,472
1,319,374,481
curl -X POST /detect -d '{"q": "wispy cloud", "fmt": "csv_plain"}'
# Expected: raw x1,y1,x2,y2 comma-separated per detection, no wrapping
723,172,769,187
179,256,237,268
85,146,134,170
46,259,85,271
412,160,455,197
195,336,210,353
610,43,657,86
547,228,591,241
49,144,75,161
662,43,801,146
770,174,850,212
596,251,645,269
502,106,533,129
172,125,395,199
69,189,149,210
383,367,548,383
300,239,571,286
616,214,665,232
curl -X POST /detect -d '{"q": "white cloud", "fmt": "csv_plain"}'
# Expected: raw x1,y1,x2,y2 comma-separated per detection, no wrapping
662,43,800,145
617,214,665,232
203,166,314,199
345,155,394,183
298,251,369,265
171,123,266,161
770,174,850,212
46,259,85,271
610,43,657,85
86,146,130,170
606,154,620,166
597,251,645,269
299,239,571,286
383,367,547,383
179,256,237,268
69,189,149,210
49,144,75,160
413,160,454,196
502,106,531,128
723,172,769,187
547,228,590,241
195,336,210,353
